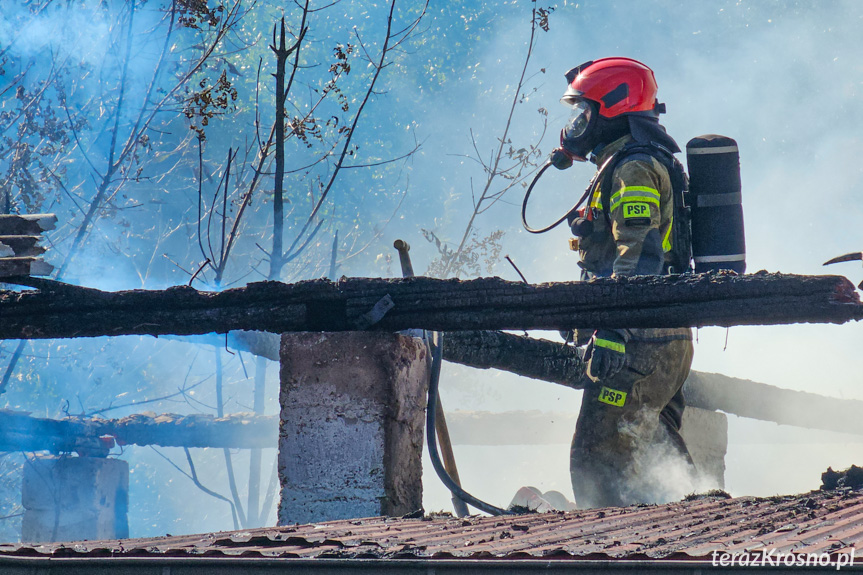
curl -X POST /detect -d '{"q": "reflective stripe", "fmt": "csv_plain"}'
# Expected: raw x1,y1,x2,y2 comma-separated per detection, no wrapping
620,185,660,197
687,145,738,155
594,338,625,353
693,253,746,263
609,186,660,213
662,216,673,252
610,186,660,204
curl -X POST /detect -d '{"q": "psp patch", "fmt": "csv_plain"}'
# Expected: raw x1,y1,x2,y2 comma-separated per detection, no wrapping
598,386,627,407
622,201,651,220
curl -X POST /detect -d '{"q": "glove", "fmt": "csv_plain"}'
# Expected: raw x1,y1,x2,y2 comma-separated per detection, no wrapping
585,329,627,381
550,147,574,170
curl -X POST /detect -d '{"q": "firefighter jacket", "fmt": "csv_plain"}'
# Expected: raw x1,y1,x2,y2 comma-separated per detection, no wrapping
568,136,697,508
577,134,675,278
573,134,685,347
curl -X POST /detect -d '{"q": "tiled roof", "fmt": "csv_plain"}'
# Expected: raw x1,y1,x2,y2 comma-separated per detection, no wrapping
2,487,863,563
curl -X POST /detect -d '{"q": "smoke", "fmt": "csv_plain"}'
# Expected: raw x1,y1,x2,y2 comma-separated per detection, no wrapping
0,3,110,65
616,409,715,505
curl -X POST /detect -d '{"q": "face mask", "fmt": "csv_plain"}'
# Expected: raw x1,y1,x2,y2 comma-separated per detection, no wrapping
560,100,599,162
561,99,632,162
564,100,592,140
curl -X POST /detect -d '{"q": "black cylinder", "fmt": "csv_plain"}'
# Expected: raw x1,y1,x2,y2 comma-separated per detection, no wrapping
686,134,746,274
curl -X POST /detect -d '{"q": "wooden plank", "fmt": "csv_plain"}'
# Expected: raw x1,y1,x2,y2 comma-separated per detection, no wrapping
0,272,861,340
0,236,45,257
0,257,54,278
0,213,57,235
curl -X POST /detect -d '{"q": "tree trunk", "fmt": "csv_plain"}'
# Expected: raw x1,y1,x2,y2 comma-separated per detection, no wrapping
1,272,860,340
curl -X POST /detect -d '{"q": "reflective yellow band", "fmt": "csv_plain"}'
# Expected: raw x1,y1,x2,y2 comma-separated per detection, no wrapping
622,202,651,220
598,386,627,407
663,216,674,252
594,338,625,353
590,190,603,209
611,185,660,202
623,185,660,195
610,186,659,207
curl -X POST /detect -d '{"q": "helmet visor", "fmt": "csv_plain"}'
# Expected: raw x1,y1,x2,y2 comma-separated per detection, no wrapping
563,100,592,141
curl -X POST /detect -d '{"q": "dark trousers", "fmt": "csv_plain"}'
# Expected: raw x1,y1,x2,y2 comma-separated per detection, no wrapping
570,332,696,508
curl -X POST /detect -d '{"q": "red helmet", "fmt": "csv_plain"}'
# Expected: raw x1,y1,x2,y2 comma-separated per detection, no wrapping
561,58,660,118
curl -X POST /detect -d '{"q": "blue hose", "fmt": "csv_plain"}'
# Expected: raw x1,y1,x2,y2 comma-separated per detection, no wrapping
425,333,513,516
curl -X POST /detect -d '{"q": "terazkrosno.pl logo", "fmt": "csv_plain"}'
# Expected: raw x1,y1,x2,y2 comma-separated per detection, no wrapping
711,549,856,570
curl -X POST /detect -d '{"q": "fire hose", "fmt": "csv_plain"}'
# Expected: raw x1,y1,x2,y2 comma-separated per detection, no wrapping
425,331,512,516
393,239,511,516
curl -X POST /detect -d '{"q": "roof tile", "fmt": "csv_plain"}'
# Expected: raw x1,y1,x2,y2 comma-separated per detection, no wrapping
3,488,863,563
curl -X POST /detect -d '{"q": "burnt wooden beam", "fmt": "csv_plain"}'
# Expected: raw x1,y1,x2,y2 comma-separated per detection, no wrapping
0,214,57,235
443,330,588,389
683,371,863,436
187,328,863,437
0,410,277,454
443,330,863,437
0,236,45,257
0,272,860,340
0,257,53,278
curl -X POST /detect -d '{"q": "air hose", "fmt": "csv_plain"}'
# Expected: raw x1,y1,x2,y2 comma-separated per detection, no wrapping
521,155,616,234
426,332,513,516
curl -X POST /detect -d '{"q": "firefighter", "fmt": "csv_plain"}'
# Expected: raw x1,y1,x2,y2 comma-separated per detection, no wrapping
551,58,697,508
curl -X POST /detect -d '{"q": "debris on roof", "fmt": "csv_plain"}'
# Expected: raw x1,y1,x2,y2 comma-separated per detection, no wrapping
2,486,862,563
821,465,863,491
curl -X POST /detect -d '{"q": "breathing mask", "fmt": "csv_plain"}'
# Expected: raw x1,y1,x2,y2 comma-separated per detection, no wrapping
560,100,598,162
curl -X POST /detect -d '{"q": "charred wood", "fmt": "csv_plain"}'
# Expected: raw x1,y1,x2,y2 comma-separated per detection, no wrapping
443,331,863,437
683,371,863,436
208,328,863,438
0,258,53,278
0,214,57,235
1,272,861,340
0,236,45,257
442,330,588,389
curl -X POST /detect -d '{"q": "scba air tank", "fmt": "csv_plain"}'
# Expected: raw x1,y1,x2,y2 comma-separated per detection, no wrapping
685,134,746,274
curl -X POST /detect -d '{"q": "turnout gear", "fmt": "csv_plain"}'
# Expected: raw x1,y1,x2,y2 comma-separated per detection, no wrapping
571,333,695,509
573,135,679,277
585,329,627,381
554,58,699,508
